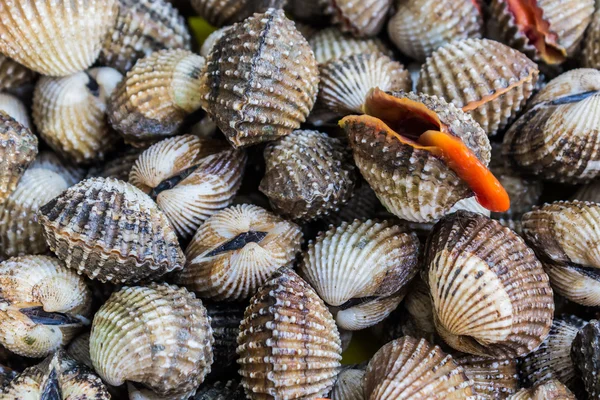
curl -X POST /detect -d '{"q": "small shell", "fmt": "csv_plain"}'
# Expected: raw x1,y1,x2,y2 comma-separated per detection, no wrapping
299,219,420,330
309,27,394,65
191,0,286,27
388,0,483,61
108,49,205,147
237,268,342,399
508,379,576,400
66,331,93,369
200,26,232,57
259,130,355,221
571,319,600,399
0,0,119,76
583,10,600,69
86,147,142,181
425,211,554,358
33,67,123,164
418,38,539,136
364,336,475,399
90,283,214,397
0,255,92,358
327,0,392,37
205,302,245,379
544,264,600,307
200,9,319,148
0,54,36,92
322,182,381,226
572,180,600,203
173,204,303,301
193,380,245,400
0,93,31,129
99,0,192,74
455,355,519,399
38,177,185,283
331,368,364,400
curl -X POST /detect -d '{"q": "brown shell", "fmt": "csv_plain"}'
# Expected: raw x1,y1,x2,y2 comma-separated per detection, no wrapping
330,368,364,400
309,27,394,65
199,9,319,148
67,331,93,369
86,147,142,181
327,0,392,37
572,180,600,203
0,93,31,129
508,379,576,400
322,182,382,226
200,26,232,58
571,319,600,399
583,10,600,69
0,55,36,92
191,0,286,27
455,355,519,399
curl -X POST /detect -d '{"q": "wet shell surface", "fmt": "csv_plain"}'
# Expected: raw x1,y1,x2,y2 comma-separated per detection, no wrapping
66,331,93,369
418,38,539,136
173,204,303,301
455,355,519,399
309,27,395,65
259,130,355,221
0,54,36,92
200,9,320,148
571,319,600,399
204,302,245,378
327,0,392,37
0,93,31,129
237,268,342,399
583,9,600,69
38,177,185,283
425,211,554,358
0,255,92,358
330,368,364,400
0,0,118,76
508,379,576,399
191,0,286,27
299,219,420,331
388,0,483,61
193,379,245,400
90,283,214,397
363,336,475,399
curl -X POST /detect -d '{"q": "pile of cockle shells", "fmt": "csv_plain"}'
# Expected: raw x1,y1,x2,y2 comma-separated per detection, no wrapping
2,0,600,399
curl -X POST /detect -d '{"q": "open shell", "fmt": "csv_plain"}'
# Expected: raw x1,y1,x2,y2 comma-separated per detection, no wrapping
331,368,364,400
0,93,31,129
327,0,392,37
309,27,394,65
571,319,600,399
455,355,519,399
200,26,232,58
191,0,286,27
0,54,36,91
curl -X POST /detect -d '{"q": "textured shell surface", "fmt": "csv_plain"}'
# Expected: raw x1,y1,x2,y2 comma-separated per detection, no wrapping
418,38,539,136
388,0,483,61
425,211,554,358
204,302,245,378
0,255,92,358
200,26,232,58
455,354,519,399
571,319,600,399
38,177,185,283
583,9,600,69
322,182,382,226
327,0,393,37
33,67,123,164
572,180,600,203
363,336,476,400
193,379,245,400
0,0,119,76
66,331,92,369
309,27,394,65
191,0,286,27
236,268,342,399
0,93,31,129
0,54,36,92
90,283,214,396
507,379,576,400
86,147,142,181
200,8,319,148
545,263,600,307
259,130,355,221
173,204,303,301
331,368,364,400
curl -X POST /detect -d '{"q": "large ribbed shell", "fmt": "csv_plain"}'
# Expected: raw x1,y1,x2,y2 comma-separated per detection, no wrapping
455,355,519,399
99,0,191,74
425,211,554,358
0,255,91,358
309,27,394,65
191,0,286,27
0,0,118,76
200,26,232,58
300,219,420,331
0,93,31,129
328,0,392,37
0,54,36,91
343,91,491,223
331,368,364,400
259,130,355,221
90,283,214,396
583,10,600,69
418,39,539,136
237,268,342,399
508,379,576,400
388,0,483,61
364,336,475,399
38,177,185,283
174,204,303,301
108,49,205,147
199,9,319,148
571,319,600,399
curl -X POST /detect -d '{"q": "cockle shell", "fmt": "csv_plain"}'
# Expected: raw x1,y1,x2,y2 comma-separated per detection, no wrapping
0,54,36,92
425,211,554,358
33,67,123,164
200,26,232,58
571,319,600,399
364,336,475,399
173,204,303,301
508,379,576,400
0,255,92,358
388,0,483,61
191,0,286,27
583,10,600,69
545,264,600,307
323,182,381,226
0,0,118,76
108,49,205,147
204,302,245,379
572,180,600,203
237,268,342,399
38,177,185,283
90,283,214,397
86,147,142,181
455,355,519,399
193,380,245,400
299,219,420,331
331,368,364,400
418,38,539,136
0,93,31,129
259,130,355,221
309,27,394,65
66,331,92,369
129,135,246,238
326,0,392,37
99,0,192,74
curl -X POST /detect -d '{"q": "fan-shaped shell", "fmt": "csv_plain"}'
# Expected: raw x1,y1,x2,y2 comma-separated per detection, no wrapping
191,0,286,27
425,211,554,358
237,268,342,399
0,93,31,129
193,380,245,400
571,319,600,399
545,264,600,306
583,10,600,69
38,177,185,283
508,379,576,400
309,27,394,65
67,331,92,369
455,355,519,399
0,54,36,91
173,204,303,301
331,368,364,400
327,0,392,37
0,0,118,76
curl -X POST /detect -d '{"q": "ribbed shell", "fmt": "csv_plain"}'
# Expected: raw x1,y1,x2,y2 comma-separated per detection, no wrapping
571,319,600,399
318,53,411,115
300,219,420,331
205,302,245,379
322,182,381,226
309,27,394,65
425,211,554,358
191,0,286,27
327,0,392,37
0,255,91,358
259,130,355,221
0,54,36,91
67,331,93,369
455,355,519,399
0,93,31,129
364,336,475,399
331,368,364,400
388,0,483,61
418,38,539,136
99,0,191,74
199,9,319,148
583,10,600,69
545,264,600,306
90,283,214,396
38,177,185,283
173,204,303,301
508,379,576,400
572,180,600,203
193,380,245,400
0,0,118,76
86,147,142,181
33,67,123,164
237,268,342,399
200,26,232,57
108,49,205,147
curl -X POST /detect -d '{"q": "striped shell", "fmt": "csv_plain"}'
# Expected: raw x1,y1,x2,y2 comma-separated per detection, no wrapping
327,0,392,37
331,368,364,400
200,26,232,58
67,331,92,369
0,0,118,76
322,182,381,226
205,302,245,379
309,27,394,65
191,0,286,27
86,147,142,181
583,9,600,69
508,379,576,400
573,180,600,203
571,319,600,399
38,177,185,283
455,355,519,399
0,54,36,91
0,93,31,129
